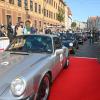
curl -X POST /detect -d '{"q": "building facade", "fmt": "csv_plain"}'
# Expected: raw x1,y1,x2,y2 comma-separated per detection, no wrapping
0,0,66,31
96,16,100,31
64,6,68,30
67,7,72,30
87,16,96,31
74,20,87,32
87,16,100,31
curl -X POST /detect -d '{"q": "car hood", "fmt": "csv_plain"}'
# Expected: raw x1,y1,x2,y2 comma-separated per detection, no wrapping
0,51,49,95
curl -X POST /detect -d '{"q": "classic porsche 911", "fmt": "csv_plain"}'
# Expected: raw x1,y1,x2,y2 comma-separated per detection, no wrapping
0,34,69,100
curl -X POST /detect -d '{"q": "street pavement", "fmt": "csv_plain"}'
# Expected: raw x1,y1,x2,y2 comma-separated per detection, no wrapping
75,39,100,58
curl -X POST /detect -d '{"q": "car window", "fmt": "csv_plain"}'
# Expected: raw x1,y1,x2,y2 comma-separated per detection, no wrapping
53,37,62,50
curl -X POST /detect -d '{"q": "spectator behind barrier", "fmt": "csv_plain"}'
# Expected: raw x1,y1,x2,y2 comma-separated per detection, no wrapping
0,25,6,37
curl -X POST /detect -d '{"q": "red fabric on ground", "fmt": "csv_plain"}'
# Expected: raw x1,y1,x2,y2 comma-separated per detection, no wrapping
49,57,100,100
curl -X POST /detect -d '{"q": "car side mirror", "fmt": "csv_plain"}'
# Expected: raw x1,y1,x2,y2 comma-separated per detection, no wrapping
55,49,63,55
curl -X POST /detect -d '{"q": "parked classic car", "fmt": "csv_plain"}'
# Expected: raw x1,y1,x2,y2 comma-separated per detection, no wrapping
75,33,84,45
0,34,69,100
60,33,79,54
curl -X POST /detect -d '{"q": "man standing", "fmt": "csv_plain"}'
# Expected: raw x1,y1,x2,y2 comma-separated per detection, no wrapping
89,31,93,45
7,23,14,42
23,20,31,35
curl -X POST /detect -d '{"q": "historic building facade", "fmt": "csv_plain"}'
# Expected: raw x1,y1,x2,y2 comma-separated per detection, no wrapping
0,0,66,31
87,16,100,31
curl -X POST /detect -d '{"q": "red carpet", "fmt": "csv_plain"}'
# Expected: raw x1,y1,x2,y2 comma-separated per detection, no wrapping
49,57,100,100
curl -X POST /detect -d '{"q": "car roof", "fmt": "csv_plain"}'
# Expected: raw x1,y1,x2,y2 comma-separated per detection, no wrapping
16,34,58,38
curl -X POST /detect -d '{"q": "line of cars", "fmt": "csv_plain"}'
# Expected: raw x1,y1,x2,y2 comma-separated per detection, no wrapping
0,34,69,100
58,32,88,54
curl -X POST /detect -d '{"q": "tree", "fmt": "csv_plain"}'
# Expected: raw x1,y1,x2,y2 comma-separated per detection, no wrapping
71,22,77,31
57,8,65,22
71,22,77,28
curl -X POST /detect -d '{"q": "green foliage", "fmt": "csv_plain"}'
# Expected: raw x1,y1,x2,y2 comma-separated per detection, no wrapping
57,8,65,22
71,22,77,28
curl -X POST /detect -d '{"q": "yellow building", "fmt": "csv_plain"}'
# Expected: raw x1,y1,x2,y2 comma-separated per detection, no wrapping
0,0,66,31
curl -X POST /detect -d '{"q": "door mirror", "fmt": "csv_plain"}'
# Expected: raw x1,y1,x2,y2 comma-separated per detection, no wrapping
55,49,63,55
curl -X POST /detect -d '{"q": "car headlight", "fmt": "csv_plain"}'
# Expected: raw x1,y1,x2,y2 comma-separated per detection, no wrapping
69,43,73,47
11,77,26,96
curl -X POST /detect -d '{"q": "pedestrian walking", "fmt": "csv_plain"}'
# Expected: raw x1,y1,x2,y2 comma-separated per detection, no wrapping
89,32,93,45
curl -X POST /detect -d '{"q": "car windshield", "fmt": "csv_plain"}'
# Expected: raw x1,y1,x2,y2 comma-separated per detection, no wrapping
6,35,53,53
66,33,75,40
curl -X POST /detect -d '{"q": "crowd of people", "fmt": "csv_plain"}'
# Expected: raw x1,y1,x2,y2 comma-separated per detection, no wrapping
0,20,100,44
0,20,38,42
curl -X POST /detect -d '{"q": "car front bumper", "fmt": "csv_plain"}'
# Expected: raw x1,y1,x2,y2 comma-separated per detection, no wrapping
68,47,75,54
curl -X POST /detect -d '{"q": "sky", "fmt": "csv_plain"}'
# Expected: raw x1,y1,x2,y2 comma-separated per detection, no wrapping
65,0,100,22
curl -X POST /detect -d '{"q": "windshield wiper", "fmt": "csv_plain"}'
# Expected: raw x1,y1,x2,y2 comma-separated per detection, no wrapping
10,52,29,55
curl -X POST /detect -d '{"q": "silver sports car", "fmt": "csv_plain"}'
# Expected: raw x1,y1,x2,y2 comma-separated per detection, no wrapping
0,34,69,100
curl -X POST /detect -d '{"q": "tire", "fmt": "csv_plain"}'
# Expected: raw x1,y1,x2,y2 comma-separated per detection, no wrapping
36,74,50,100
64,58,69,69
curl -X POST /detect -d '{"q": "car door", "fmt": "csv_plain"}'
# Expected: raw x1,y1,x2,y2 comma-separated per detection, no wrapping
53,37,63,77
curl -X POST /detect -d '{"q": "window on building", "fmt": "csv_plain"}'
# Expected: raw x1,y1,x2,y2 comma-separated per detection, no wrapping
46,0,49,3
18,0,21,7
54,13,55,19
34,20,37,27
35,3,37,12
56,13,57,20
30,0,33,11
47,10,48,17
61,3,62,7
54,1,55,8
1,0,5,1
51,12,53,19
51,0,53,5
49,11,50,18
56,3,57,9
7,15,12,25
9,0,14,4
50,11,51,18
58,6,60,10
24,0,28,10
39,21,41,27
39,5,41,14
44,9,46,16
48,0,51,4
59,1,60,5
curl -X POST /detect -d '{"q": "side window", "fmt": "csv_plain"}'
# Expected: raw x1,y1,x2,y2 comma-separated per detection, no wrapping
53,37,62,50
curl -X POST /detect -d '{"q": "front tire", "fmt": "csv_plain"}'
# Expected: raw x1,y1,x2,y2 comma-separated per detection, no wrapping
36,74,50,100
64,58,69,69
